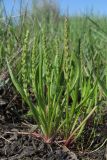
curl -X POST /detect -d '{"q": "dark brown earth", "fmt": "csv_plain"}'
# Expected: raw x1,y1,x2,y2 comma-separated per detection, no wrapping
0,85,106,160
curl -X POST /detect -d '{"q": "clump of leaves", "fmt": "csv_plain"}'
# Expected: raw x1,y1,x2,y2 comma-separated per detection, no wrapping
7,18,100,146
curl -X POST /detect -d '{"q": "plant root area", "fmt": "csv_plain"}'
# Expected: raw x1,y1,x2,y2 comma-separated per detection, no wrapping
0,87,106,160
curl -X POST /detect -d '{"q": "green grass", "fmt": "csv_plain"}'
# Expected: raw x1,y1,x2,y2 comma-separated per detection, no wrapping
0,7,107,149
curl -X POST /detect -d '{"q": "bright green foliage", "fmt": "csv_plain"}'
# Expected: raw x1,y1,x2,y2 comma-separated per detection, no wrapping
0,2,106,147
6,16,105,146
